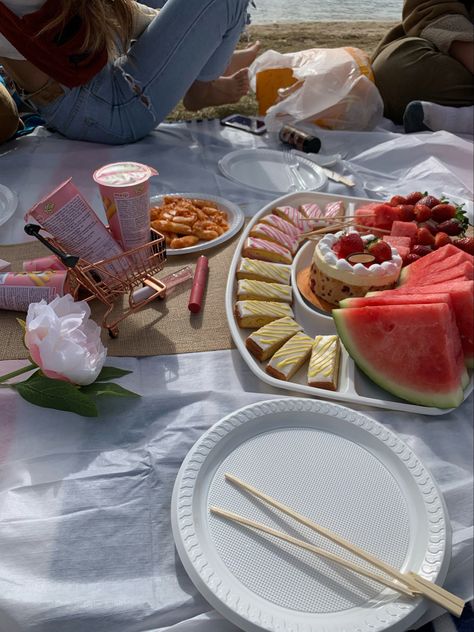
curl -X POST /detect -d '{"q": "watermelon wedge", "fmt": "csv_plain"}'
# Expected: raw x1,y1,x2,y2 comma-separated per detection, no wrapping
400,251,474,284
399,244,472,281
372,280,474,368
406,261,473,286
390,221,418,243
333,303,467,408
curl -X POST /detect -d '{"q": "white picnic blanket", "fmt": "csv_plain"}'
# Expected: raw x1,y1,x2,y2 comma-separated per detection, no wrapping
0,122,472,632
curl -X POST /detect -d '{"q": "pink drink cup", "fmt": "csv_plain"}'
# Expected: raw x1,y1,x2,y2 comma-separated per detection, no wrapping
93,162,158,251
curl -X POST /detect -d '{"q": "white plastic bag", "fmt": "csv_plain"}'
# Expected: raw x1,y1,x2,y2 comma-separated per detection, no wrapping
248,47,384,132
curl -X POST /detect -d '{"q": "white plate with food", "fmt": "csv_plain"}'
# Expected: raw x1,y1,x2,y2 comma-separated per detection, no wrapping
218,148,328,194
224,190,473,415
150,193,245,255
172,397,451,632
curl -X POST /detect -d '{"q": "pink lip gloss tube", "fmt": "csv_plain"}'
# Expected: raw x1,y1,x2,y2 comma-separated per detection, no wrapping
188,256,209,314
0,270,70,311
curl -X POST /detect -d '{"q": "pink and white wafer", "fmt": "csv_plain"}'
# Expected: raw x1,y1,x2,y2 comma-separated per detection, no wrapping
260,214,303,238
242,237,293,265
324,200,345,220
249,223,299,255
272,205,312,231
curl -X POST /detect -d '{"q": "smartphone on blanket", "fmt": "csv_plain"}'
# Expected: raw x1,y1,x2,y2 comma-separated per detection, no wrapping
220,114,266,135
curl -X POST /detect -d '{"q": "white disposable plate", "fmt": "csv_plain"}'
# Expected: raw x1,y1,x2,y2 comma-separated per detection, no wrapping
150,193,245,255
172,398,451,632
0,184,18,227
218,148,328,194
224,191,473,415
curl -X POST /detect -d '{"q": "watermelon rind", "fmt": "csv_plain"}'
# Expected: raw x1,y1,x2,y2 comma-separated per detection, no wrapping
333,309,465,409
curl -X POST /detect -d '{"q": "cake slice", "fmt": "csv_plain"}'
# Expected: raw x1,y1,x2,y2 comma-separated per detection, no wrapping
266,331,314,380
245,317,303,361
234,300,294,328
272,205,311,231
260,214,303,239
249,223,299,254
323,200,345,220
242,237,293,265
300,202,323,224
236,258,291,285
237,279,292,303
307,335,341,390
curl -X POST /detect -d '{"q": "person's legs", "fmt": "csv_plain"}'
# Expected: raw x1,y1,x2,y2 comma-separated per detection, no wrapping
372,37,474,124
119,0,251,118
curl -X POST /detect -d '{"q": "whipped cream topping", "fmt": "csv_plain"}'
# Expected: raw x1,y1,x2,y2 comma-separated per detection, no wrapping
313,230,402,285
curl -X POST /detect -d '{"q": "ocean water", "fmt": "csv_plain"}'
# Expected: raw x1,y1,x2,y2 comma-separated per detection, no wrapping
250,0,403,23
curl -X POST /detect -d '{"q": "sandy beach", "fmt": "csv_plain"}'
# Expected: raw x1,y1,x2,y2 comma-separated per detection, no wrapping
167,21,396,121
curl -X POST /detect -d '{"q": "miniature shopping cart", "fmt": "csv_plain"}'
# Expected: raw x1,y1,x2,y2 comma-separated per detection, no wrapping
25,224,167,338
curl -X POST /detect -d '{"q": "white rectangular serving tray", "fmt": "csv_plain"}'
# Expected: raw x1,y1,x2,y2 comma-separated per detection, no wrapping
225,191,473,416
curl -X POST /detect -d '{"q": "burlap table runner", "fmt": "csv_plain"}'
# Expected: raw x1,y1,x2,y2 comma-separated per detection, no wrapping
0,231,245,360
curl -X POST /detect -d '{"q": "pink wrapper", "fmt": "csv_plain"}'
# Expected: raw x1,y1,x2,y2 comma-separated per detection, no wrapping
0,271,70,311
23,255,67,272
93,162,158,251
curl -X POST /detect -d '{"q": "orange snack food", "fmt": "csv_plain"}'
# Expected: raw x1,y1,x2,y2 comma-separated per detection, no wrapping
255,67,298,115
150,196,230,249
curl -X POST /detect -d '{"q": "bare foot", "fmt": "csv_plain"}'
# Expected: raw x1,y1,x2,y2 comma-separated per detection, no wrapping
183,68,250,111
223,41,261,76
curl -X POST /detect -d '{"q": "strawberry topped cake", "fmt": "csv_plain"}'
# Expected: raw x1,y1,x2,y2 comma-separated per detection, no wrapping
310,230,402,305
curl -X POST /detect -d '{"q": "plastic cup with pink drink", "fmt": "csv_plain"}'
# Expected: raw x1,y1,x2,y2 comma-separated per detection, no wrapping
93,162,158,251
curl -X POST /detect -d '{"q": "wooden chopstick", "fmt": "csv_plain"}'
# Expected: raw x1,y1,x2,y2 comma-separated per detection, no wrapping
210,506,417,598
222,473,465,617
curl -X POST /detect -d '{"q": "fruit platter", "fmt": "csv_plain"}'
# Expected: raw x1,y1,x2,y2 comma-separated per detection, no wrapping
225,190,473,415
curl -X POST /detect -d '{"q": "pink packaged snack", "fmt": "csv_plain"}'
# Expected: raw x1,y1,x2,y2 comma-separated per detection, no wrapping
93,162,158,251
0,271,70,311
23,255,67,272
27,178,125,278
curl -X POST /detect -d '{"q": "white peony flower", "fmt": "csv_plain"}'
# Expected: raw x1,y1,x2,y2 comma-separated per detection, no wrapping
24,294,107,385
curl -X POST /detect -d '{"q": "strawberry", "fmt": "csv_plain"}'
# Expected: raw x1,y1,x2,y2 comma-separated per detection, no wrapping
389,194,407,206
412,245,432,257
405,191,424,204
453,237,474,255
434,232,452,249
404,253,421,265
431,203,457,223
417,195,440,208
367,239,392,263
395,204,415,222
416,226,435,246
423,219,439,235
335,233,365,259
413,204,432,222
437,219,464,236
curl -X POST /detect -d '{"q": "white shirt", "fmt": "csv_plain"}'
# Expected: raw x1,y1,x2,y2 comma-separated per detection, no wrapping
0,1,158,60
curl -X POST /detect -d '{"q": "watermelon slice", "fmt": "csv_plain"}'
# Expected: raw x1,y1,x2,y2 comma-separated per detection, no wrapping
355,203,400,233
383,235,411,249
373,280,474,367
340,292,452,309
406,261,473,286
400,244,472,280
333,303,466,408
400,251,474,284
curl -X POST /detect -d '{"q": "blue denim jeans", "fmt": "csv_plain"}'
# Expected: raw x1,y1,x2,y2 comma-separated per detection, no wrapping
37,0,251,144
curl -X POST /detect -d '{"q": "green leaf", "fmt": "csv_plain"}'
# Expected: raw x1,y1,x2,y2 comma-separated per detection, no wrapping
16,318,26,333
455,204,469,232
80,382,140,398
95,366,133,382
12,374,98,417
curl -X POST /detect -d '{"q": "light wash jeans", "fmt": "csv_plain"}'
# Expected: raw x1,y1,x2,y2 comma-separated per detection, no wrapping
37,0,251,144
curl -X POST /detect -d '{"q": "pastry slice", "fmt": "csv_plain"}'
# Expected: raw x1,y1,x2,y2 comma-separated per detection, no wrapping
246,316,303,361
266,331,314,381
242,237,293,265
249,222,299,254
323,200,345,220
236,258,291,285
308,335,341,390
234,300,294,328
237,279,292,304
300,202,323,224
260,214,303,239
273,205,313,231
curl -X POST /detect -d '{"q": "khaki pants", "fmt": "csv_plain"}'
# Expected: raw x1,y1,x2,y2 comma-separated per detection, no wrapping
372,37,474,123
0,82,20,143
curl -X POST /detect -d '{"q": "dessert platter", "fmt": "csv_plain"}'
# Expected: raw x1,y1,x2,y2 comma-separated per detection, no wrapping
150,192,245,255
225,190,473,415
